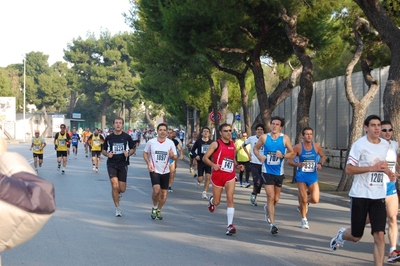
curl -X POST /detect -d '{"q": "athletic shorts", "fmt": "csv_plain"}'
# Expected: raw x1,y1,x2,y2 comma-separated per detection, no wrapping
295,172,318,187
56,151,68,158
387,182,397,196
150,172,170,190
133,140,139,146
33,153,43,159
169,159,175,164
197,161,211,177
107,165,128,182
92,151,101,157
250,163,263,194
67,144,71,148
262,173,285,187
72,144,78,148
350,197,386,237
210,171,236,188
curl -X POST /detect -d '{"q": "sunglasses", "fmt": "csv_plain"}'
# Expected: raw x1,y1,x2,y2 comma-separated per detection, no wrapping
382,128,393,132
222,129,232,132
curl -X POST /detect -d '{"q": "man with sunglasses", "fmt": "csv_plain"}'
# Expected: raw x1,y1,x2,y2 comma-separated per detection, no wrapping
253,116,295,235
203,123,244,236
54,124,71,174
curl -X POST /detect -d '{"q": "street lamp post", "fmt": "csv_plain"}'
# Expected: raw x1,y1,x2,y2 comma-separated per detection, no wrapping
23,57,26,121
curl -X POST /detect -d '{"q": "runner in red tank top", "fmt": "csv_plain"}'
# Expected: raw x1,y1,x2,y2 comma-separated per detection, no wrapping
203,123,244,236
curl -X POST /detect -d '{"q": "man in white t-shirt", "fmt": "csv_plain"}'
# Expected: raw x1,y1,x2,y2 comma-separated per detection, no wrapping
143,123,177,220
330,114,396,265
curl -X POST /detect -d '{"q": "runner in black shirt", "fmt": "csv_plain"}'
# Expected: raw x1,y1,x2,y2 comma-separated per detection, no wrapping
102,117,136,217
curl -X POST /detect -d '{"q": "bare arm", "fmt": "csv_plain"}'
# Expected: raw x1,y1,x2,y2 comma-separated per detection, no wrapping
253,134,266,163
202,141,218,170
287,144,301,167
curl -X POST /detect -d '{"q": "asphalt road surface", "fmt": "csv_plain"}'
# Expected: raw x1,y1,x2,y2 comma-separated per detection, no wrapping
1,140,384,266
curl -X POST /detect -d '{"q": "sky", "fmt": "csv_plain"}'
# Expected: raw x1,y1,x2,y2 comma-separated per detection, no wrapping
0,0,133,67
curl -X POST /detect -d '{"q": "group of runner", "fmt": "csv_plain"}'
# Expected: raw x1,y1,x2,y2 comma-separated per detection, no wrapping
30,114,399,265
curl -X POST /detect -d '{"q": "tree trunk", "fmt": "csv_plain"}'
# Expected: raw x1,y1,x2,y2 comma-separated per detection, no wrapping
280,10,314,183
144,108,154,129
101,98,110,130
251,64,302,133
237,73,251,135
337,17,380,191
353,0,400,142
207,74,219,140
219,79,228,124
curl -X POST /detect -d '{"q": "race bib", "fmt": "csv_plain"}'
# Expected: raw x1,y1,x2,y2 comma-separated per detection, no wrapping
266,152,279,165
33,145,40,151
201,144,210,154
72,137,78,144
112,143,124,154
155,151,168,162
301,160,316,172
370,172,384,185
59,140,66,146
93,140,101,146
221,158,234,172
388,161,396,173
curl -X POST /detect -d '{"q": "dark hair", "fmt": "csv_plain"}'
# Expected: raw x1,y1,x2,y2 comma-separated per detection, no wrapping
364,115,381,126
202,127,211,133
113,117,124,124
381,120,392,127
219,123,231,132
270,116,285,127
302,127,313,136
157,123,168,131
60,124,66,128
254,123,265,131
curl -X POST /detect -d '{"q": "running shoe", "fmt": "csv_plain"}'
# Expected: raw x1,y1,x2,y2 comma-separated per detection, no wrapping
190,167,194,174
35,168,38,173
270,224,278,235
296,204,309,213
388,250,400,263
115,209,122,217
245,182,251,188
202,191,208,199
226,224,236,236
301,219,309,229
168,187,173,192
250,194,256,205
156,210,163,220
195,182,201,188
39,163,42,167
264,204,271,224
57,164,60,171
151,208,157,219
330,227,346,251
194,174,198,178
208,196,215,213
92,165,96,171
61,170,65,175
239,182,243,187
95,167,98,173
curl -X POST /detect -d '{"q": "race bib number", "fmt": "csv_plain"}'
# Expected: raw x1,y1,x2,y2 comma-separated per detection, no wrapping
266,152,279,165
388,161,396,173
301,160,316,172
201,144,210,154
93,140,101,146
155,151,168,162
370,172,384,185
72,137,78,144
112,143,124,154
33,145,40,151
221,158,234,172
59,140,66,146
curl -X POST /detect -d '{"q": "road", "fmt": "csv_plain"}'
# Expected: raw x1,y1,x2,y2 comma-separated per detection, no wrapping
1,141,381,266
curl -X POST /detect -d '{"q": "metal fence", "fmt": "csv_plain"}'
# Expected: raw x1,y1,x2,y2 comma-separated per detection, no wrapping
248,66,389,149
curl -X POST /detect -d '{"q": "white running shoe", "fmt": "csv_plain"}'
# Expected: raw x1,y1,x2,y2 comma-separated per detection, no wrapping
330,227,346,251
92,165,96,171
195,182,201,188
264,204,271,224
115,209,122,217
301,219,309,229
202,191,208,199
